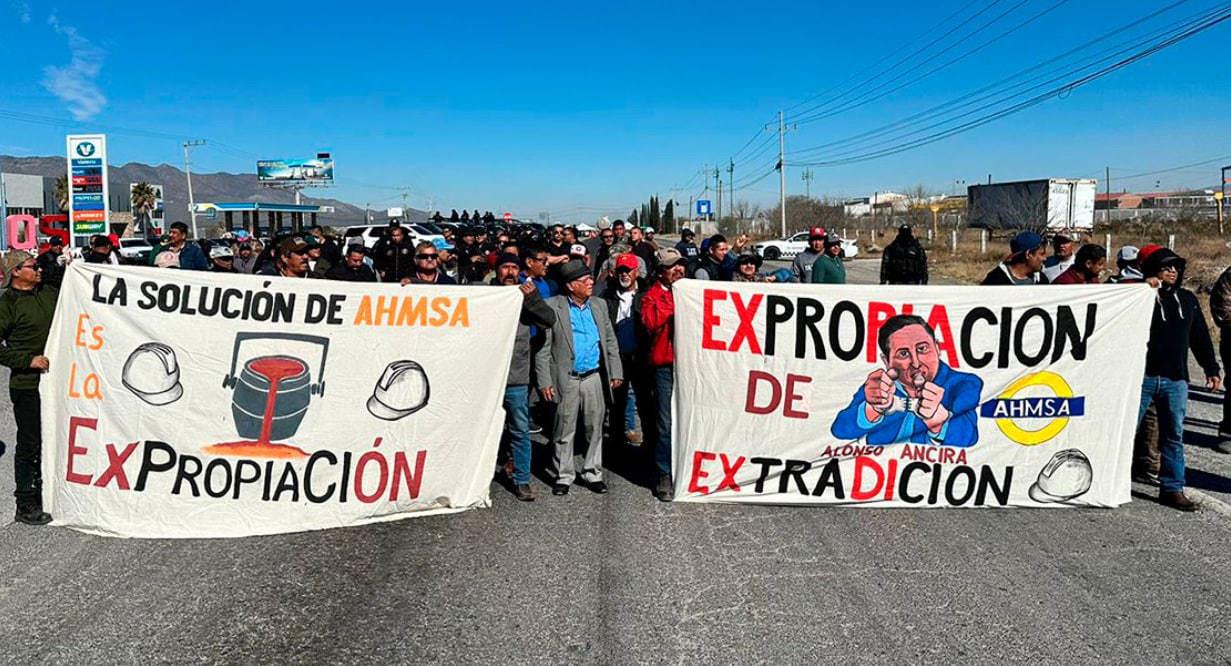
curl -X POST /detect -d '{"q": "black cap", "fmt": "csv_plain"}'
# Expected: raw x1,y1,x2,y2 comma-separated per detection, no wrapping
736,253,762,267
48,236,64,246
496,252,521,268
681,228,695,239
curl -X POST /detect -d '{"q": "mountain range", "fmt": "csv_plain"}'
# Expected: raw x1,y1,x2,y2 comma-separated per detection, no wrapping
0,155,426,228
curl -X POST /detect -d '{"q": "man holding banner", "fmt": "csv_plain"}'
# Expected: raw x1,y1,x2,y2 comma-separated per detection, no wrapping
0,251,57,525
640,248,686,501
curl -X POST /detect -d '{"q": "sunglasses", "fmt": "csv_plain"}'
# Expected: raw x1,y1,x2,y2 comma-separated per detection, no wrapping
601,234,614,239
417,253,439,260
1160,265,1178,272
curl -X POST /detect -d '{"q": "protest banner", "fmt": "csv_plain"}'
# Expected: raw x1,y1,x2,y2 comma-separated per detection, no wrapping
41,264,521,538
671,280,1154,508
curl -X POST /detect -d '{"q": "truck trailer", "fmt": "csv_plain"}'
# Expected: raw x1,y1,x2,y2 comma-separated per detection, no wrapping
967,178,1096,231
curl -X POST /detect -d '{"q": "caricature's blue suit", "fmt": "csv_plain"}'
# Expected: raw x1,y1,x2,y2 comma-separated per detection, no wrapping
830,363,983,447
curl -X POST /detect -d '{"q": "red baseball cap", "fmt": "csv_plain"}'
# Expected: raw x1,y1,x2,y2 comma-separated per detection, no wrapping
809,226,826,239
615,254,639,272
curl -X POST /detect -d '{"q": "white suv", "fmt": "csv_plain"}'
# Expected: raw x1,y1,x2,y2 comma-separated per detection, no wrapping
754,232,859,261
343,223,446,250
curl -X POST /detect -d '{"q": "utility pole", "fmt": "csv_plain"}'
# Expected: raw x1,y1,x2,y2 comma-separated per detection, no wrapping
1219,165,1229,235
1105,166,1111,226
769,110,796,237
728,159,735,228
182,139,206,238
802,168,814,198
714,167,722,222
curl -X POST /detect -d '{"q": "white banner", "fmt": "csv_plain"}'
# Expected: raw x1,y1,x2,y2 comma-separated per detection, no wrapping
41,264,521,537
671,280,1154,507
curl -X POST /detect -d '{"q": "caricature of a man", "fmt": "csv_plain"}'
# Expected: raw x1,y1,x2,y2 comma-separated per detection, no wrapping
831,314,983,447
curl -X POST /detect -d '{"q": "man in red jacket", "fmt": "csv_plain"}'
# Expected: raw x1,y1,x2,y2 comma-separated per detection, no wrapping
640,247,686,501
1051,244,1106,284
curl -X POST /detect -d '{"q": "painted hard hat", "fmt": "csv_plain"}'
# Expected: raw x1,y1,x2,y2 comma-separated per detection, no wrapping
121,342,184,406
1028,449,1093,503
367,360,430,421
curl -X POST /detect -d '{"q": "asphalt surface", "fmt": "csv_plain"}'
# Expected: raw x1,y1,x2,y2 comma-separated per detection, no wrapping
3,258,1231,664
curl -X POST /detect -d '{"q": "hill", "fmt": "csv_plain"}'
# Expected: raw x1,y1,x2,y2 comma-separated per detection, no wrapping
0,155,426,229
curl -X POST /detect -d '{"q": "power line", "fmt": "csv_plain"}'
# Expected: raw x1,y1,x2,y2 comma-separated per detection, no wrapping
792,5,1231,167
1115,153,1231,181
789,0,1198,158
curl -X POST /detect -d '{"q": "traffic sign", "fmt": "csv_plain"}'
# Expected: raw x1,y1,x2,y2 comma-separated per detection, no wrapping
696,199,712,216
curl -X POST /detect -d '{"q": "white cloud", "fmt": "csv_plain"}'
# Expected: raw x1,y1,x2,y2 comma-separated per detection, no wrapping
42,14,107,121
17,2,30,23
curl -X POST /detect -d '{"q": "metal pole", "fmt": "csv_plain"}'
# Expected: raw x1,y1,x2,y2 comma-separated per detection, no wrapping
1221,166,1229,235
728,159,735,228
778,110,786,237
183,140,205,238
1105,166,1111,226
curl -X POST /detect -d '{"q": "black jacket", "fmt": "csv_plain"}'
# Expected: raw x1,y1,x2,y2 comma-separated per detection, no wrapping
1141,248,1219,381
880,235,928,284
325,262,378,282
980,263,1050,285
371,237,415,281
37,250,65,287
490,280,556,386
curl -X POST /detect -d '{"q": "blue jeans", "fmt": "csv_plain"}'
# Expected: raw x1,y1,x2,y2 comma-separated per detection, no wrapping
652,366,674,477
625,383,638,431
1137,376,1188,493
504,385,532,485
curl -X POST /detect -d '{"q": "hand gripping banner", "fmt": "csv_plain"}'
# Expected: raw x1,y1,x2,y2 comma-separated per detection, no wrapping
671,280,1154,507
41,264,521,537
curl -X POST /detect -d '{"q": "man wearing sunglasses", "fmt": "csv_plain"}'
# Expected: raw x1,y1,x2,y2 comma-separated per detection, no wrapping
259,237,311,278
403,241,456,285
0,251,59,525
1137,246,1220,512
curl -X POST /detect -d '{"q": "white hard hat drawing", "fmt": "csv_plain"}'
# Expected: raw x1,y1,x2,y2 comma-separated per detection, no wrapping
122,342,184,406
1028,449,1093,503
367,360,430,421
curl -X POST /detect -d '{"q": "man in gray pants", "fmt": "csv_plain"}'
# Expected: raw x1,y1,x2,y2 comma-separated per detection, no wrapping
536,260,624,495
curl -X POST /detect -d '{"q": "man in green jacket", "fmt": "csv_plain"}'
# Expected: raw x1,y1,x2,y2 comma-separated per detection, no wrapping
811,235,847,284
0,250,59,525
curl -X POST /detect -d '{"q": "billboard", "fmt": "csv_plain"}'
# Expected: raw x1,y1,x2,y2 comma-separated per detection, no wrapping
256,157,334,183
129,183,165,234
66,134,109,237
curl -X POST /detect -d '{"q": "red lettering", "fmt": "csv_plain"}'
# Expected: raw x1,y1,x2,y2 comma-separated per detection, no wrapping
716,453,745,492
94,442,138,490
701,290,728,351
389,450,426,500
353,451,390,503
866,301,897,362
851,456,885,501
688,450,717,494
66,416,97,485
883,458,898,501
729,292,763,354
783,374,811,419
744,371,782,415
926,304,960,368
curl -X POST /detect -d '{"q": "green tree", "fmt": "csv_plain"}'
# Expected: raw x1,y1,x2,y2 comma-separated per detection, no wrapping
629,208,640,226
649,196,661,229
663,199,675,231
54,175,69,212
130,182,159,233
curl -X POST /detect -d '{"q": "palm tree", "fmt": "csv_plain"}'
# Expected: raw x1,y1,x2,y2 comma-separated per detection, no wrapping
54,175,69,212
130,182,159,233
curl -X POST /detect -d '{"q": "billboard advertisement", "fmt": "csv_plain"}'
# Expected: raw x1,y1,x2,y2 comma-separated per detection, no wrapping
256,157,334,183
66,134,109,237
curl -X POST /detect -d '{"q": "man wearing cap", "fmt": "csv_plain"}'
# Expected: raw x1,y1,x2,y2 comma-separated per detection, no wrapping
811,235,847,284
36,236,67,288
1108,246,1144,283
258,237,311,278
0,251,58,524
308,225,341,265
694,234,733,281
1042,232,1077,282
880,225,928,285
148,221,209,270
403,241,456,285
792,227,827,283
209,245,238,273
326,244,379,282
371,222,415,282
535,260,623,495
570,243,591,269
640,247,686,501
602,253,648,450
492,253,557,501
234,243,258,274
1051,244,1106,285
980,231,1050,285
1136,247,1220,510
83,235,117,264
732,253,770,282
675,228,700,276
303,236,331,278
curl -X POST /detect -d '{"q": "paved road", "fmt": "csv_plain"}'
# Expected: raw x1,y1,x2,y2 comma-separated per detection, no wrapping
2,260,1231,663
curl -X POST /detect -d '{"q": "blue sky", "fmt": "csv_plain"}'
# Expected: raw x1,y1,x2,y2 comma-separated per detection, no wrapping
1,0,1228,220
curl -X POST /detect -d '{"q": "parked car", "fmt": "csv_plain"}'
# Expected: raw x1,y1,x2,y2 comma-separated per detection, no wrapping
753,232,859,261
342,223,447,250
118,237,154,263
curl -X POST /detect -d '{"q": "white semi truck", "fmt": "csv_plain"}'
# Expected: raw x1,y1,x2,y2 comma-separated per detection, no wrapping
967,178,1096,230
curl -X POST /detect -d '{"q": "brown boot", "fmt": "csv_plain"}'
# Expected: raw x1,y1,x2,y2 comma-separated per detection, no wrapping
1158,491,1198,512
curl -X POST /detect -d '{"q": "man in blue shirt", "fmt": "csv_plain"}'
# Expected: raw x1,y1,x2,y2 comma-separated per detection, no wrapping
535,261,624,495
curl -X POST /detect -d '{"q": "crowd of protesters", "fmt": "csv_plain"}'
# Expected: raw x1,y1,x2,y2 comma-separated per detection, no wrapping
0,215,1227,524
